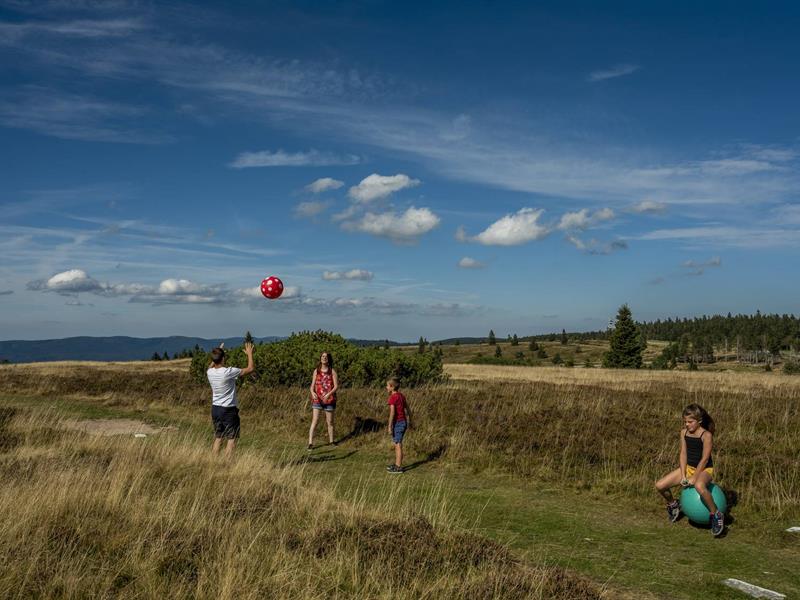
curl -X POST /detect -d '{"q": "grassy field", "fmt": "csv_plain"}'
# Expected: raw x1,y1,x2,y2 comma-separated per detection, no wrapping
1,360,798,598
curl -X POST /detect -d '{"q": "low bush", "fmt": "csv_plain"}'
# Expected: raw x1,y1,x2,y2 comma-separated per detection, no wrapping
190,331,444,388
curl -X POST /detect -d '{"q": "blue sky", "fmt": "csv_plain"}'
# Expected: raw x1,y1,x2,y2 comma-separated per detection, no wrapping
1,1,799,341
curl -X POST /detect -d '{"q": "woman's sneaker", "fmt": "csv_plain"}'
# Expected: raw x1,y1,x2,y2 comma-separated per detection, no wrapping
666,501,681,522
711,511,725,536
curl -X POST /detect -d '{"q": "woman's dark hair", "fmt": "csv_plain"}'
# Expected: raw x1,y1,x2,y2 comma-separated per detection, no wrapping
682,403,715,434
316,351,333,374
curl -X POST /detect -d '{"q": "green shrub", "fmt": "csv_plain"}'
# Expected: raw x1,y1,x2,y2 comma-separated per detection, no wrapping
784,358,800,375
190,331,444,388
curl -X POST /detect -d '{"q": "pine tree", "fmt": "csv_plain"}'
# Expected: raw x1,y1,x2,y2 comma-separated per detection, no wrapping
244,331,255,345
603,304,645,369
560,329,568,345
384,339,390,350
511,334,519,346
151,352,161,361
528,340,539,351
552,353,563,365
494,345,502,358
418,336,426,354
162,351,170,361
454,339,460,346
488,330,496,345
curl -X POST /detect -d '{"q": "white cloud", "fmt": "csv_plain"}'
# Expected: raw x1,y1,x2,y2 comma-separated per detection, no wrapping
637,227,800,248
322,269,374,281
458,257,485,269
305,177,344,194
229,149,360,168
342,207,440,243
294,200,331,219
27,268,104,293
588,64,640,82
629,199,667,214
440,113,472,141
0,86,173,144
347,173,420,204
462,208,549,246
557,207,615,231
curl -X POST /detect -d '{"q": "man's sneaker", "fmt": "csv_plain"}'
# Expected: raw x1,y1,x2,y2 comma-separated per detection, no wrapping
666,501,681,523
387,465,404,474
711,511,725,536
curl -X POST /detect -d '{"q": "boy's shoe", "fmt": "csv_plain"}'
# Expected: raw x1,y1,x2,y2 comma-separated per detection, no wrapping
387,465,404,474
331,441,338,447
307,444,313,451
711,511,725,536
666,501,681,523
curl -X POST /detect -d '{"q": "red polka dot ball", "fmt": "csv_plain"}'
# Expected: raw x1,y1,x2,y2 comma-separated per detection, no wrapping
260,276,284,299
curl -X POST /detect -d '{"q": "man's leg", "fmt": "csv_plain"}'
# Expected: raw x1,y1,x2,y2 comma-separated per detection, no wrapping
224,438,237,458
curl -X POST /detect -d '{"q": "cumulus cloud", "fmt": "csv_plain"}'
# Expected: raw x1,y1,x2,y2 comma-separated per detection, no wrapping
322,269,374,281
342,207,440,243
460,208,549,246
229,149,360,168
629,199,667,214
557,207,615,231
682,256,722,276
347,173,420,204
305,177,344,194
588,64,640,82
458,257,485,269
27,268,104,294
27,269,229,304
294,200,330,218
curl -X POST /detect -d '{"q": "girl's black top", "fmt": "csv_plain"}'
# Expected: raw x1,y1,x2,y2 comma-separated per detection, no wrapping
685,430,713,468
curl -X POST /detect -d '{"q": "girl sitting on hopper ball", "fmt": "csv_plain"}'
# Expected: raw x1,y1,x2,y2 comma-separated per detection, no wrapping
655,404,724,537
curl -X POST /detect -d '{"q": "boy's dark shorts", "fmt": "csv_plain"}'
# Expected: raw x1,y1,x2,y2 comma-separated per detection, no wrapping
392,420,407,444
211,405,240,439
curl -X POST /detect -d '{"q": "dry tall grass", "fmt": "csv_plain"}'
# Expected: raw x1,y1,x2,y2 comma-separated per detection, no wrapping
2,361,798,522
0,406,602,599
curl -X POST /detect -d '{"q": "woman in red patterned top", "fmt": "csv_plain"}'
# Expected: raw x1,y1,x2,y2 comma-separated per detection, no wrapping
307,351,339,450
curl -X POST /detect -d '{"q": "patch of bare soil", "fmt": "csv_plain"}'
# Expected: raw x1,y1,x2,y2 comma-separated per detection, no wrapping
61,419,166,436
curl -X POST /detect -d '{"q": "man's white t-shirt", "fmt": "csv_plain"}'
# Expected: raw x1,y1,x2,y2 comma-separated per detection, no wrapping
207,366,242,407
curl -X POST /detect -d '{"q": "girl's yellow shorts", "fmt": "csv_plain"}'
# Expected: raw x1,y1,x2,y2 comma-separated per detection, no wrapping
686,466,713,478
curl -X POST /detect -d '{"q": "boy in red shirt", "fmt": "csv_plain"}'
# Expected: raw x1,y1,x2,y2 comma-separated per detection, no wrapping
386,377,411,474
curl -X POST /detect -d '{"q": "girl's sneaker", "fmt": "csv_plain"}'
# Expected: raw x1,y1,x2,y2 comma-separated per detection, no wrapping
666,501,681,522
711,511,725,536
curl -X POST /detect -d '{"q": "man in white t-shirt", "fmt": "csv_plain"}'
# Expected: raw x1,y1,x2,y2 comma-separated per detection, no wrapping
207,341,254,457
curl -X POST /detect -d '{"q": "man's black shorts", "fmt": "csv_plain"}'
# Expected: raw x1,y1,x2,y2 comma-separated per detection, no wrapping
211,405,240,439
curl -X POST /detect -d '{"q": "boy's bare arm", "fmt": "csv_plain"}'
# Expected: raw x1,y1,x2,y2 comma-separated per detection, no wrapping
387,405,395,434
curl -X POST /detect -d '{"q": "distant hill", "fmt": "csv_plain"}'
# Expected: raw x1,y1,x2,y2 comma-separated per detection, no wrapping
0,336,281,363
0,335,410,363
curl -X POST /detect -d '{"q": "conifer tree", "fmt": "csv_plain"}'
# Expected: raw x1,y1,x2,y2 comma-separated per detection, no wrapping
418,336,426,354
529,340,539,351
494,345,502,358
603,304,645,369
244,331,255,345
511,334,519,346
488,330,496,345
151,352,161,361
560,329,568,345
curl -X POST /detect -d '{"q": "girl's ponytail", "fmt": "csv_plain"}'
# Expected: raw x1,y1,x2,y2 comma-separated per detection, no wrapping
683,403,715,435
